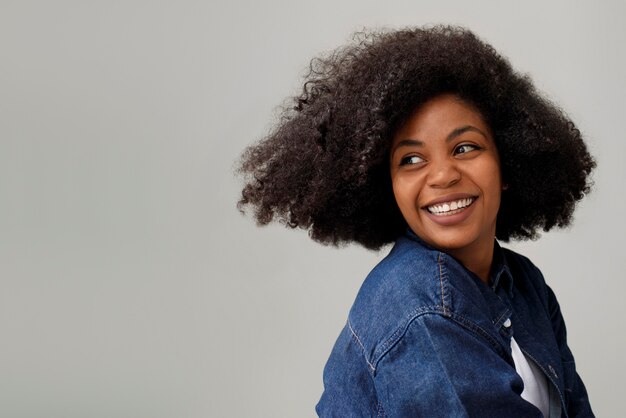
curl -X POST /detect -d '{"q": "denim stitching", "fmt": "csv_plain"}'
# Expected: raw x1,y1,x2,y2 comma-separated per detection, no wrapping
373,305,444,362
376,401,385,417
437,253,448,315
449,312,506,356
520,346,567,415
347,318,376,373
493,309,511,326
372,310,507,371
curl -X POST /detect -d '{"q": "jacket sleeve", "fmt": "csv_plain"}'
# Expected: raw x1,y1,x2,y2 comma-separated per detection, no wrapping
316,323,381,417
546,285,595,417
373,313,544,418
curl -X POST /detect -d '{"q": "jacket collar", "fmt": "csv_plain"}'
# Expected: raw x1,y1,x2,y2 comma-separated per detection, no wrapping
404,228,515,298
490,240,515,298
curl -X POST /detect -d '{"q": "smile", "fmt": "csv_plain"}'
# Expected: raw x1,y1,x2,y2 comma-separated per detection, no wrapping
427,197,476,216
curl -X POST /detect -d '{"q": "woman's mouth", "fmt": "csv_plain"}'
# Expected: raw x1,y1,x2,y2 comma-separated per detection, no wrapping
426,197,476,216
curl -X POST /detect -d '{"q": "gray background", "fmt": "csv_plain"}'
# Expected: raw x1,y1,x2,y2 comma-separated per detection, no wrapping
1,1,623,417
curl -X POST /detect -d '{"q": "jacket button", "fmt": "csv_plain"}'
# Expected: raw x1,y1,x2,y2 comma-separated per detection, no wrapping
503,318,512,328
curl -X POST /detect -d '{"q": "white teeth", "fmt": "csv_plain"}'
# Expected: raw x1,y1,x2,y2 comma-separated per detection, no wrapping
427,197,475,215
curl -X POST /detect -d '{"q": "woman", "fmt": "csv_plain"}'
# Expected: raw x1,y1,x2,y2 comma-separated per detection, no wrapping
238,26,595,417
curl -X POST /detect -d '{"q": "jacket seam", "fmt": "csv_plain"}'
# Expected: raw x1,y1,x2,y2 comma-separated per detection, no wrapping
372,309,506,372
437,253,449,315
376,401,385,417
347,318,377,373
450,312,506,357
371,305,445,363
493,309,510,327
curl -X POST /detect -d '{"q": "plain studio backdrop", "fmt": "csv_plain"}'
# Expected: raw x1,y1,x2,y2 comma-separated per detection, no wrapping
1,1,623,417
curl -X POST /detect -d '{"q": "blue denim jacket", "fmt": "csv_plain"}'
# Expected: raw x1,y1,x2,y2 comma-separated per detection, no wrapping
316,230,594,417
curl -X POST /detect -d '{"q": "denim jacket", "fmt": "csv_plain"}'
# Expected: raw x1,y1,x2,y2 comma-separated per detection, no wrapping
316,230,594,417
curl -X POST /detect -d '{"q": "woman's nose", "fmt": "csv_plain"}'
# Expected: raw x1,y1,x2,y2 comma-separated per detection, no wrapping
427,158,461,189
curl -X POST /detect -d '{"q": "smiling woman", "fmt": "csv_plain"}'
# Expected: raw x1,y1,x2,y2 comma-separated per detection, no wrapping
390,94,504,282
237,25,596,417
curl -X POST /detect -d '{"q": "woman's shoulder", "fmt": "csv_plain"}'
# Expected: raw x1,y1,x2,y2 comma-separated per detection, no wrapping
345,235,452,366
345,237,553,368
352,235,445,312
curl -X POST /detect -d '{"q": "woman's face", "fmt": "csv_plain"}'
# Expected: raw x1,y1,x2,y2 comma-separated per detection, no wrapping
389,94,503,258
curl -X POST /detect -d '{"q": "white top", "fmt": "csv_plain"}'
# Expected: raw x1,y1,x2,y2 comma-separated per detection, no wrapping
510,335,550,418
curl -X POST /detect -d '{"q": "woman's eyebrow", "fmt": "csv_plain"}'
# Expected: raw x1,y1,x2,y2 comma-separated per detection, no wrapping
393,125,487,153
393,138,424,150
446,125,488,142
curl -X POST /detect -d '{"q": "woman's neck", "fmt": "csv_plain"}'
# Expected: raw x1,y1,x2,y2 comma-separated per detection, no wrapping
447,239,495,285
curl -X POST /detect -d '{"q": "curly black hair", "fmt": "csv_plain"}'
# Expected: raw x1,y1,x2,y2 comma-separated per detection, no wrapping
237,25,595,250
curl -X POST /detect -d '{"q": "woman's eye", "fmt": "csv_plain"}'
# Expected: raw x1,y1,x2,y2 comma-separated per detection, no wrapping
455,144,480,155
400,155,425,165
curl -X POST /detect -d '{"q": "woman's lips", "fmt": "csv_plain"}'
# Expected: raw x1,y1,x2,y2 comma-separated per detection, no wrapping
423,196,478,226
426,196,476,215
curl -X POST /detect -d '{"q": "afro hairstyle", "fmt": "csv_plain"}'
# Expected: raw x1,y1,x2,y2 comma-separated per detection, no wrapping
237,25,595,250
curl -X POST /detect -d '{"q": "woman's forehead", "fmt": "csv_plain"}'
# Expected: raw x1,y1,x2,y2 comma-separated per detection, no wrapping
392,94,492,143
